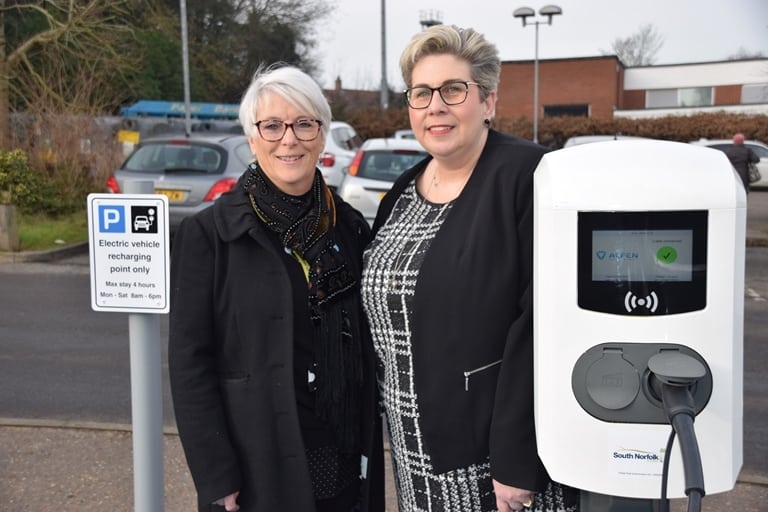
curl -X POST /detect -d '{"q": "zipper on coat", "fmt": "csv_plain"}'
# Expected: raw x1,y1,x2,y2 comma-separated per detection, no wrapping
463,359,503,391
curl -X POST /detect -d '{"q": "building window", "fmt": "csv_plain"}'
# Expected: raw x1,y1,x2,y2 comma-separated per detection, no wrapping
543,104,589,117
646,89,677,108
742,83,768,104
679,87,711,107
646,87,712,108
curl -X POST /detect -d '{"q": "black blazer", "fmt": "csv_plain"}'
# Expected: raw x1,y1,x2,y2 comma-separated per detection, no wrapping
371,129,549,491
169,170,384,512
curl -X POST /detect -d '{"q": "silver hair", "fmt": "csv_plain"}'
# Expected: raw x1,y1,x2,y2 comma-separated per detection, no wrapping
238,64,331,138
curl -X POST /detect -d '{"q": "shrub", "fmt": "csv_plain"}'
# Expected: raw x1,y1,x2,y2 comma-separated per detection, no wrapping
0,149,51,212
341,109,768,149
9,112,124,215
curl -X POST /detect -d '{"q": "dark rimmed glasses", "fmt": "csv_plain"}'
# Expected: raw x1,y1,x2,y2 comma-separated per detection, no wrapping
254,118,323,142
404,81,483,109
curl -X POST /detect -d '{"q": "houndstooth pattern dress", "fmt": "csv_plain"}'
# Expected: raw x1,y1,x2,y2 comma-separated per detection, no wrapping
362,183,577,512
362,184,497,511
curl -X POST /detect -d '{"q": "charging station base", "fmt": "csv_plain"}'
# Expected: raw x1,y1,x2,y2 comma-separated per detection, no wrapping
581,491,662,512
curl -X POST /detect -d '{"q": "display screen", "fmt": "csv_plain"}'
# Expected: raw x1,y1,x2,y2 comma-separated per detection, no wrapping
591,229,693,282
578,211,707,315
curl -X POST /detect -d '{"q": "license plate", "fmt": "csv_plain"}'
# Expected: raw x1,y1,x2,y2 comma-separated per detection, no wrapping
155,189,184,202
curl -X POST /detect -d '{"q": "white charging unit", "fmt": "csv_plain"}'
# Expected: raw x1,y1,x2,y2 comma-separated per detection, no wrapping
533,140,745,499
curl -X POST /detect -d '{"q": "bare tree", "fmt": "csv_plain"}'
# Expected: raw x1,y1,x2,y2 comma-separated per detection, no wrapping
604,23,664,67
0,0,145,149
0,0,11,149
728,47,766,60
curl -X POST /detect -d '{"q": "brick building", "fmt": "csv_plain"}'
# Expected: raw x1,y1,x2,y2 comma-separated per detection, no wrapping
497,56,768,120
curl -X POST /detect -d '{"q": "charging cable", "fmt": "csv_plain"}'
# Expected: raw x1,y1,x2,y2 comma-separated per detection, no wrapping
648,351,707,512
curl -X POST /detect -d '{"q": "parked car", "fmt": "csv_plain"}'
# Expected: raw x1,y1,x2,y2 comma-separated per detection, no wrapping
337,138,429,224
689,138,768,189
106,133,253,232
563,134,653,147
318,121,362,190
393,129,416,139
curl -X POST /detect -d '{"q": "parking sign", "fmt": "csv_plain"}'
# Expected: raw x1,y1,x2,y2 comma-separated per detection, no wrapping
87,194,170,313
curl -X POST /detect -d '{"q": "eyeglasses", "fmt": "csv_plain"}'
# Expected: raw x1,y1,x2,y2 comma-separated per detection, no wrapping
404,81,483,109
254,118,323,142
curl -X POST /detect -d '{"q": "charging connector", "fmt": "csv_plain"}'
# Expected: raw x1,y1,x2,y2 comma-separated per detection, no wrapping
648,351,708,512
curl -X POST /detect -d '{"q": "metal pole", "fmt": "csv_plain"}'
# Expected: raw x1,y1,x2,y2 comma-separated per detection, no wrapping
380,0,389,109
180,0,192,136
129,313,164,512
533,21,540,144
124,180,164,512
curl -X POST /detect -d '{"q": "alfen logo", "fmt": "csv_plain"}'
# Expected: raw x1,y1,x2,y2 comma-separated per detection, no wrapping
98,205,126,233
596,250,639,261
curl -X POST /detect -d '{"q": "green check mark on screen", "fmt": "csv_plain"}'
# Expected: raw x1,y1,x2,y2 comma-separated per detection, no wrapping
657,246,678,264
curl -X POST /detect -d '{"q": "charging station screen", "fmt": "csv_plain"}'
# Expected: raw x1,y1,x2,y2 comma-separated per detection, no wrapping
591,229,693,282
578,211,707,315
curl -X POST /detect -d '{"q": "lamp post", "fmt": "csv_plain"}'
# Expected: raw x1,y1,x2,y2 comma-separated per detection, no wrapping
513,5,562,144
380,0,388,109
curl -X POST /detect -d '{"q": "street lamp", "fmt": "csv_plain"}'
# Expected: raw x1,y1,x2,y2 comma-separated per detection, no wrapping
513,5,562,144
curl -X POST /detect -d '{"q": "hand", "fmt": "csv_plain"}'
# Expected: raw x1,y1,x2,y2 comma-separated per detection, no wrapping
493,479,534,512
213,491,240,511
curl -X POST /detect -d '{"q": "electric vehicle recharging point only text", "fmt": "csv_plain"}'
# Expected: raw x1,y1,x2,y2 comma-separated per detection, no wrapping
533,140,745,508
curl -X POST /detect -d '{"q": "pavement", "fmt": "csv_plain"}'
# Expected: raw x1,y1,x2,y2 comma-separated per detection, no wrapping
1,192,767,511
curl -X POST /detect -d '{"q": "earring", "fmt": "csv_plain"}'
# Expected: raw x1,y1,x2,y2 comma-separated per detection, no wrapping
483,119,491,127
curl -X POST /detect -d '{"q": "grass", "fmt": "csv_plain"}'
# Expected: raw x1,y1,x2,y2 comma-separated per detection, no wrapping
15,210,89,252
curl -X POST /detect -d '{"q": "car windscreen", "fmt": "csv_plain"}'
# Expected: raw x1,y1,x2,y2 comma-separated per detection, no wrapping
123,143,225,174
358,150,428,182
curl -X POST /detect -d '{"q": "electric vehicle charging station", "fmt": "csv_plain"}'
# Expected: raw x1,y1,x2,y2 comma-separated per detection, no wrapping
533,140,745,510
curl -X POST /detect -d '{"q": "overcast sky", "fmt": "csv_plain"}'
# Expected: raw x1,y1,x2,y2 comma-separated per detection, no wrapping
314,0,768,90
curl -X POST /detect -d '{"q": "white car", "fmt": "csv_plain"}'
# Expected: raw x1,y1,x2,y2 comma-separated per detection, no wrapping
337,138,429,225
318,121,362,190
563,134,652,147
689,138,768,189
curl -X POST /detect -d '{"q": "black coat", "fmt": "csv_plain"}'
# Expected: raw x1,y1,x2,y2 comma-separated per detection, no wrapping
723,144,760,191
371,129,550,491
169,171,384,512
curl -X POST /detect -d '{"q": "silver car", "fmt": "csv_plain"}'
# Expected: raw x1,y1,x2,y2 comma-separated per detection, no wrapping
106,133,254,232
338,138,429,225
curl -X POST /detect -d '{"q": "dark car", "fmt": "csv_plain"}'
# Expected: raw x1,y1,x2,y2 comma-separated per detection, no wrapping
106,133,253,232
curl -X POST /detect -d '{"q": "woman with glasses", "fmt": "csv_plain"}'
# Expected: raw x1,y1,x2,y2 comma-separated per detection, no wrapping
169,64,384,512
362,25,578,512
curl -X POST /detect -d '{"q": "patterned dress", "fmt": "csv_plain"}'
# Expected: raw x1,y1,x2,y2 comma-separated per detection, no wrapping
362,183,497,511
362,183,578,512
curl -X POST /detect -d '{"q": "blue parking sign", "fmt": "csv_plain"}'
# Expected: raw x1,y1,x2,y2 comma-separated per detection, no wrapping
98,205,126,233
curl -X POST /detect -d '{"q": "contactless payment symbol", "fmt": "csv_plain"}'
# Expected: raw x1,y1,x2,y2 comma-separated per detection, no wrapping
656,246,678,264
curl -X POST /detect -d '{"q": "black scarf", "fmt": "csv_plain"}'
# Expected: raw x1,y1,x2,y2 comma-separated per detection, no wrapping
243,162,362,454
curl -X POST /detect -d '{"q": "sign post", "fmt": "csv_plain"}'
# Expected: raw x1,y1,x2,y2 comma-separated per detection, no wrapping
87,183,169,512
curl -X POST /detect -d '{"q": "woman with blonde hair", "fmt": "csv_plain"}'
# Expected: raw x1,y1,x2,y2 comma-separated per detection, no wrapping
362,26,578,512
